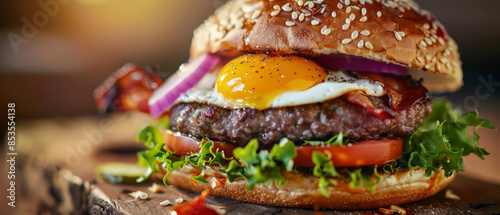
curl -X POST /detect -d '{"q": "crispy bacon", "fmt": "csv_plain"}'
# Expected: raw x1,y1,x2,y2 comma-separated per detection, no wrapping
344,92,396,119
93,64,163,113
354,72,428,111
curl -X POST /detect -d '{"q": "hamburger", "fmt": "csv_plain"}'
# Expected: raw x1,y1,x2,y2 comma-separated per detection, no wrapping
94,0,495,210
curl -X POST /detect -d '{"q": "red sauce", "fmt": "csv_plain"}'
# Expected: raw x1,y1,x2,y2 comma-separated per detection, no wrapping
171,189,218,215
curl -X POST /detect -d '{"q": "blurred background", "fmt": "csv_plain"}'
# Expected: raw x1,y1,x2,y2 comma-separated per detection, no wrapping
0,0,498,182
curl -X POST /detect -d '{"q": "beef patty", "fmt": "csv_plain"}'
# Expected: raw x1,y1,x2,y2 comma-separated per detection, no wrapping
169,96,431,148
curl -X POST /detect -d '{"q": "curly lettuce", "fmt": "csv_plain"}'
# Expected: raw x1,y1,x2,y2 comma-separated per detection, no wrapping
398,99,495,177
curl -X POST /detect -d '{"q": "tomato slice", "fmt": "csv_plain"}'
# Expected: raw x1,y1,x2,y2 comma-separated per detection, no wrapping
294,138,403,167
163,130,236,158
163,130,402,168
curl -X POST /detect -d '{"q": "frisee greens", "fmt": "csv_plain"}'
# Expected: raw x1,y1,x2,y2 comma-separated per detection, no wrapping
135,125,229,184
135,99,494,197
303,131,349,147
397,99,495,177
222,138,296,190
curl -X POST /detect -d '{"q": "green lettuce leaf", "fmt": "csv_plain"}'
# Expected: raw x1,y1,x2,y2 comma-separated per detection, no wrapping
398,99,495,177
222,138,296,189
304,131,349,147
135,125,229,184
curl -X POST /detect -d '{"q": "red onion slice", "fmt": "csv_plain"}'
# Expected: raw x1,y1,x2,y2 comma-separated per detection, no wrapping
148,53,220,118
313,55,409,75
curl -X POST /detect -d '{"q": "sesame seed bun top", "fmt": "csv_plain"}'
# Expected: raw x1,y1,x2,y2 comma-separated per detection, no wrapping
190,0,463,93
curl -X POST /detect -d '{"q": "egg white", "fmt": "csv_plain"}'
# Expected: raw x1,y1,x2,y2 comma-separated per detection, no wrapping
175,70,386,109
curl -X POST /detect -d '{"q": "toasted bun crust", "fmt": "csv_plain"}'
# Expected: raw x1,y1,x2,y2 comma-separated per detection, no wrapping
165,164,454,210
191,0,462,92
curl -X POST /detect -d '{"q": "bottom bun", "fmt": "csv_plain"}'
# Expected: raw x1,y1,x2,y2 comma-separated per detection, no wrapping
165,164,454,210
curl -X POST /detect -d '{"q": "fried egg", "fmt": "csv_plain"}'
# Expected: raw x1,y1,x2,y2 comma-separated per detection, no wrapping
176,55,385,109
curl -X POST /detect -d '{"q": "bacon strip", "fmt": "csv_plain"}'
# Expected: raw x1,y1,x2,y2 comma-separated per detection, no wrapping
93,63,163,113
344,92,396,119
354,72,428,111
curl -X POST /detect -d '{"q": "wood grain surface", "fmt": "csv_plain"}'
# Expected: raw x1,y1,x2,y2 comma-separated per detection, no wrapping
2,112,499,214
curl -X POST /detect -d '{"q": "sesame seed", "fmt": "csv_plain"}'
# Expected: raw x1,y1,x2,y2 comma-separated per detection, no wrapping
357,40,364,48
438,38,445,45
271,10,280,16
394,31,402,41
345,0,350,5
420,40,427,47
362,8,367,15
252,10,262,19
337,3,343,9
436,63,441,70
311,20,319,25
351,30,359,39
377,11,382,17
398,31,406,37
359,16,367,22
298,0,304,6
346,18,351,24
360,0,366,4
320,7,326,14
423,23,430,29
321,25,327,32
346,6,352,13
361,30,370,36
309,1,314,8
332,11,337,18
342,23,350,30
286,21,296,26
352,6,360,10
426,55,432,61
273,5,281,10
292,12,299,19
365,41,374,49
424,64,431,70
299,13,305,21
398,6,405,13
430,37,437,43
439,58,446,63
349,14,356,21
418,44,426,50
283,6,292,12
416,56,424,63
342,38,352,44
425,37,432,45
366,0,372,4
322,28,332,35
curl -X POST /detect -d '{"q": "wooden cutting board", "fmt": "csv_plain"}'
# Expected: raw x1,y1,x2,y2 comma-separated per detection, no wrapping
2,113,500,214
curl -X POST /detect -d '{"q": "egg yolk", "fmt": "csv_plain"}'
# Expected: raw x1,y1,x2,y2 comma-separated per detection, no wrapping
215,55,327,109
